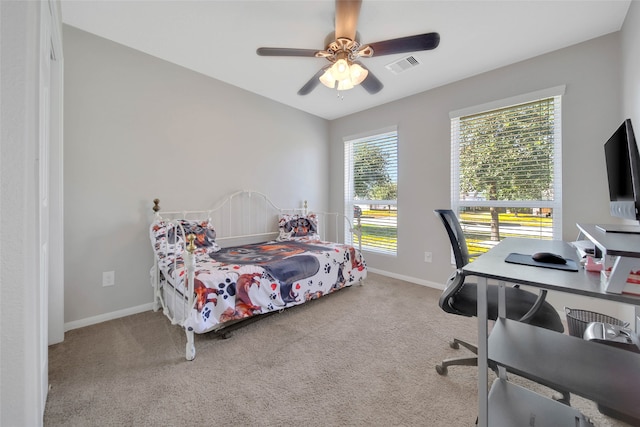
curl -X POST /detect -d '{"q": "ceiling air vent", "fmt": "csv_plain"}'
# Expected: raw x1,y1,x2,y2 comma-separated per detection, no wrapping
385,55,421,75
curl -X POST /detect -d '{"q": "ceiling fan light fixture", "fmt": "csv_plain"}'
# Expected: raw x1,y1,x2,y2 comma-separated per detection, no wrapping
349,63,368,85
332,58,350,80
337,78,354,91
319,68,337,89
319,60,368,91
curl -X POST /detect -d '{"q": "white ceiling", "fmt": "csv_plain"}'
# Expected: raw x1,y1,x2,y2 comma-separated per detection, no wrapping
61,0,631,120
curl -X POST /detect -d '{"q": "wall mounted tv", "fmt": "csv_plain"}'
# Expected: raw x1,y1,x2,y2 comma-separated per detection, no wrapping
603,118,640,229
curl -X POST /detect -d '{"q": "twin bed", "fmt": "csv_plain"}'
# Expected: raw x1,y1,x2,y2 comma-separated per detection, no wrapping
149,191,367,360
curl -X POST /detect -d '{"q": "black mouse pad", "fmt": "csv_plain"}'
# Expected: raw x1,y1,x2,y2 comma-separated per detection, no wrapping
505,253,579,272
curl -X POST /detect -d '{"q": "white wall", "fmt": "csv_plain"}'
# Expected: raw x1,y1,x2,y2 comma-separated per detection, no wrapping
63,26,329,326
1,1,55,425
329,33,629,318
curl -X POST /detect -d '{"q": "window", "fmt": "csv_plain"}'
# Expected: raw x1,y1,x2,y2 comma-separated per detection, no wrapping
344,127,398,255
450,87,564,259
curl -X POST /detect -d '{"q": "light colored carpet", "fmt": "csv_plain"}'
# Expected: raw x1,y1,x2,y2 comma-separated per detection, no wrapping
45,273,630,426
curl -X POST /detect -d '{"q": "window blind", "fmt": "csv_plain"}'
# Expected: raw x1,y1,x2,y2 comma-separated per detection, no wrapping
451,94,562,257
344,129,398,255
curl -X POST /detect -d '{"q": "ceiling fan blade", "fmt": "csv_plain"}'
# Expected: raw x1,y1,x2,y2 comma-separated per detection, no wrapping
367,32,440,57
335,0,362,41
256,47,319,57
297,67,329,96
356,63,383,94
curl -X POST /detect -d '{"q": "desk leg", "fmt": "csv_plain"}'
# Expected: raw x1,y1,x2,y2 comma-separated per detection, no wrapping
497,281,507,380
477,276,488,427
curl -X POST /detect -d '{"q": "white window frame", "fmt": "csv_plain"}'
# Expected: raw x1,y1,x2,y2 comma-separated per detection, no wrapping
450,86,565,250
344,126,398,255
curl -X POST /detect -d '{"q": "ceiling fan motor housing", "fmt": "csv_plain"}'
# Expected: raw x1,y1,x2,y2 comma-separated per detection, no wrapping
318,33,373,63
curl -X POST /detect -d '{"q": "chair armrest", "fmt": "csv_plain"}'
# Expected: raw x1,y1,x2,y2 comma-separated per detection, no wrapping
439,270,468,316
518,289,548,323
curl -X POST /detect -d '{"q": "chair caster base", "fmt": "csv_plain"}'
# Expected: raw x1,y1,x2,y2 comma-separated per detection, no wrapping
435,364,448,375
552,392,571,406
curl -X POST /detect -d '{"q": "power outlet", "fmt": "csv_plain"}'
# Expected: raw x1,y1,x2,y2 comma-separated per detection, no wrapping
424,252,433,263
102,271,115,287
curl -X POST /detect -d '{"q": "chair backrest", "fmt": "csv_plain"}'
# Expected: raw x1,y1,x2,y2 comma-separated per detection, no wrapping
433,209,472,316
433,209,470,268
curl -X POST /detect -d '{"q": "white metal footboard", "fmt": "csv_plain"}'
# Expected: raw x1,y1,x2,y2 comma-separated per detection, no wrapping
149,221,199,359
150,190,363,360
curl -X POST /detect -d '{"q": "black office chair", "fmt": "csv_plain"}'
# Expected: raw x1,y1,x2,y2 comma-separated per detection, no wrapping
433,209,570,402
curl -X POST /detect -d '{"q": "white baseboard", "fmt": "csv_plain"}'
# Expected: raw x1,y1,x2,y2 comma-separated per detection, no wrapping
64,302,154,332
367,267,445,290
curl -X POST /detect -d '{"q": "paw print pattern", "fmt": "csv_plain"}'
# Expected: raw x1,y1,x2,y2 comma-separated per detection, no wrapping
324,263,331,274
307,279,313,287
317,281,323,288
217,278,236,300
202,305,211,321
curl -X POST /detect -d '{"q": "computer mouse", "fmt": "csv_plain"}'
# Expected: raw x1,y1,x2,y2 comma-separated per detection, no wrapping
531,252,567,264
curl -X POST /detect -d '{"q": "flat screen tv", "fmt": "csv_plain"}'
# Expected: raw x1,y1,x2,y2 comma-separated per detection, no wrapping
603,118,640,229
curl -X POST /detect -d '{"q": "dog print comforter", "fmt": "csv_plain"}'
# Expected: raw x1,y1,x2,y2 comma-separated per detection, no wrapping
150,223,367,334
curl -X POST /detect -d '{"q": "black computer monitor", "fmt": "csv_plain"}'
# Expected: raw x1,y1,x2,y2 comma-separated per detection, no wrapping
604,119,640,226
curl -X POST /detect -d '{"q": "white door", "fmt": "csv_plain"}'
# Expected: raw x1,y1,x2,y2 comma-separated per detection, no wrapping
38,0,52,414
47,0,65,347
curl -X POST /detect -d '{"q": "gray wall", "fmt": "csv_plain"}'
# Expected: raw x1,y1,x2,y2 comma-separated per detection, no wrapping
329,32,629,316
63,26,329,325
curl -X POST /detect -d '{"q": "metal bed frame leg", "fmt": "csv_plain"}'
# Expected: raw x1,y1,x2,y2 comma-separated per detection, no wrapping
151,263,161,312
185,328,196,361
184,234,197,361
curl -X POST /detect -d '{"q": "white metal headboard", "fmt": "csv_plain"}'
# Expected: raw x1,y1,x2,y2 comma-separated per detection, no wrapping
152,190,355,247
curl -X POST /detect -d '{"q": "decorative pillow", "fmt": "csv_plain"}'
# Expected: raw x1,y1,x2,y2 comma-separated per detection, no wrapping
173,219,221,253
277,213,319,241
149,219,179,269
150,218,220,261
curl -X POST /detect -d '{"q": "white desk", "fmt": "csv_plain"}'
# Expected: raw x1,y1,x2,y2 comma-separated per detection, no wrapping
463,236,640,427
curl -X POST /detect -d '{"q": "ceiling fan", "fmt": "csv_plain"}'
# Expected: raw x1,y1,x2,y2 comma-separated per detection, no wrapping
256,0,440,96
